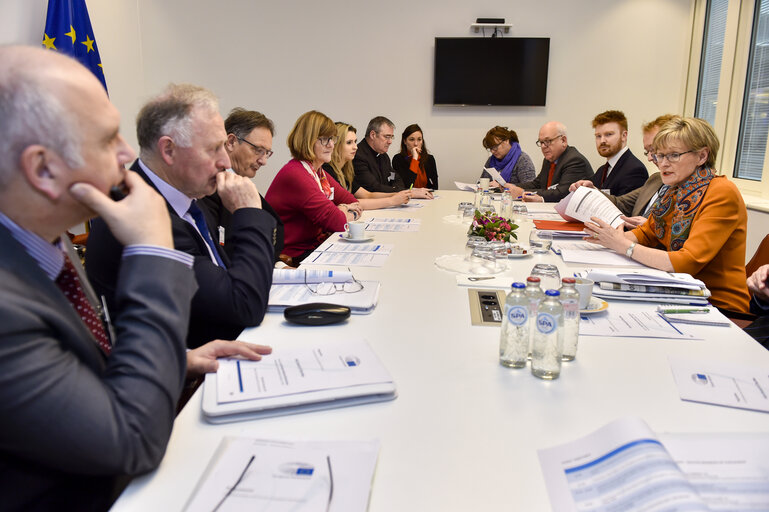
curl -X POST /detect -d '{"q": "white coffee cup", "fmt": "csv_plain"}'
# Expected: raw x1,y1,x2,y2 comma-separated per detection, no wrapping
344,221,366,240
479,178,490,190
574,277,594,309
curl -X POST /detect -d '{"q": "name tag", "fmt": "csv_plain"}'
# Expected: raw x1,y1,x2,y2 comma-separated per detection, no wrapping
547,184,558,190
218,226,225,246
389,171,396,182
329,187,335,200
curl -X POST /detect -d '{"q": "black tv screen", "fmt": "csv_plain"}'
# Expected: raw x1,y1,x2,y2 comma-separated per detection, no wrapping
433,37,550,106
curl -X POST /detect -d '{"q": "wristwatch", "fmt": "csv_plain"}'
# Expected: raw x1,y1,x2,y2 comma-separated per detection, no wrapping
625,242,637,258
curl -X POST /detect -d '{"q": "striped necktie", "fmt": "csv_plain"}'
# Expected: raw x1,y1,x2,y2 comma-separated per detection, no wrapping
188,200,227,268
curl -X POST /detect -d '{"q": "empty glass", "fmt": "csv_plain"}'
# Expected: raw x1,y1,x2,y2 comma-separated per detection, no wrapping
465,236,486,260
529,230,553,254
530,263,561,292
470,246,499,274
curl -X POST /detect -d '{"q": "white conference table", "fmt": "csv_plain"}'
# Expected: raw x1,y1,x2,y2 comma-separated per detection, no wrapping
112,190,769,511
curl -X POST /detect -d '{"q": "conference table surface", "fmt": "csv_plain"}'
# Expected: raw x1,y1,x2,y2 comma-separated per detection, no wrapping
112,190,769,511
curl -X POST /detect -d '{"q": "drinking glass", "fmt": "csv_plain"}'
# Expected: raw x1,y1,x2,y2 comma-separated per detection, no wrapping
529,230,553,254
530,263,561,292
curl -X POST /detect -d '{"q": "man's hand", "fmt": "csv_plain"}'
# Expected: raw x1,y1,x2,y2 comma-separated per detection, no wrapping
69,170,173,248
503,184,524,197
522,192,544,203
569,180,596,192
186,339,272,377
218,172,262,213
411,188,433,199
621,215,647,229
748,264,769,304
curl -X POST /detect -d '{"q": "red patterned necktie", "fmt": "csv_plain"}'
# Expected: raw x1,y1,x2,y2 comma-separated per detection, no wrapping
55,254,111,355
599,164,610,188
546,162,556,188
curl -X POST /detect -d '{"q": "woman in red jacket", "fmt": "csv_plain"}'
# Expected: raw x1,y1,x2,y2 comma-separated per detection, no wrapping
265,111,361,263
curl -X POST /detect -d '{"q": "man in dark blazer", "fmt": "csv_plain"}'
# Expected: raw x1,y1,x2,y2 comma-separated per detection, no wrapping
590,110,648,196
87,84,276,348
200,108,285,264
353,116,405,193
504,121,594,202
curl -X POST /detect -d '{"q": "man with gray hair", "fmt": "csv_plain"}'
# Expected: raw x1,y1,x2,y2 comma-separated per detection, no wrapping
354,115,416,194
87,84,276,348
504,121,593,202
0,45,272,510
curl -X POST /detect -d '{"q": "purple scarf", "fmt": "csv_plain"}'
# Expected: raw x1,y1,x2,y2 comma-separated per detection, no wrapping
488,142,522,183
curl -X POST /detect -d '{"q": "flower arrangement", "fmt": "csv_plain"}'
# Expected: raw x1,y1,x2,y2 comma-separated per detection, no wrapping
469,210,518,242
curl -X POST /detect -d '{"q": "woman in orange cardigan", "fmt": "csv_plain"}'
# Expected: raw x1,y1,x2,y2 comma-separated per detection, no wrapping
583,117,750,314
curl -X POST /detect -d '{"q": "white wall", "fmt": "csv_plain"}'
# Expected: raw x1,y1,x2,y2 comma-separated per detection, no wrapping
1,0,693,193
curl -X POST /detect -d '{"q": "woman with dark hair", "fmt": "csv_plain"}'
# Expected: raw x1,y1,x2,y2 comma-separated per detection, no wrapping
479,126,536,186
265,110,361,263
584,117,750,314
392,124,439,190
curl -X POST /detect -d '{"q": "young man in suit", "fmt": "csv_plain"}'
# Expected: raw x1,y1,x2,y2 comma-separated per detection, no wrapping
589,110,648,196
86,84,277,348
504,121,594,202
0,46,270,511
570,114,679,228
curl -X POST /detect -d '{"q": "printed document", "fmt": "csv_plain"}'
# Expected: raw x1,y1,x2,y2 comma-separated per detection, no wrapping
364,218,421,232
539,417,769,512
579,302,702,339
273,268,352,285
185,437,380,512
555,187,625,228
317,239,393,255
669,357,769,413
303,251,389,267
553,241,646,267
216,340,393,404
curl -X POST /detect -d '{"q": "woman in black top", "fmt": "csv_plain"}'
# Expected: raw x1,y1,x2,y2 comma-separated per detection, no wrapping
392,124,439,189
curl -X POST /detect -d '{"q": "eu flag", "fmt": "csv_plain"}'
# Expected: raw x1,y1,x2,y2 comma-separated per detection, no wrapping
42,0,107,92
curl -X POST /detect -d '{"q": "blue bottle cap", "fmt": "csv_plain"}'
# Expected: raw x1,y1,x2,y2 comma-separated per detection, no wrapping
545,289,560,296
512,282,526,289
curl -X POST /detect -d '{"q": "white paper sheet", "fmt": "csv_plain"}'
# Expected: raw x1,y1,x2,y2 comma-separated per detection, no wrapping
454,181,478,191
273,268,352,284
579,302,702,339
555,187,625,228
668,357,769,413
317,240,394,255
216,340,393,404
184,437,380,512
304,251,389,267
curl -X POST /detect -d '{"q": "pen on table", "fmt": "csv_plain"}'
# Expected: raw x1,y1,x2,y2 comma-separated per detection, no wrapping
657,307,710,314
409,184,413,190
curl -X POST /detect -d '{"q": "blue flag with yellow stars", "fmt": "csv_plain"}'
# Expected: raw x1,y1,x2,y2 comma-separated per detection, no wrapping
42,0,107,92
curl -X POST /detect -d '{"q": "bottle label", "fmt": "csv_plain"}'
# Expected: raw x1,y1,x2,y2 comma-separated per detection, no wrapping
537,313,557,334
506,305,527,326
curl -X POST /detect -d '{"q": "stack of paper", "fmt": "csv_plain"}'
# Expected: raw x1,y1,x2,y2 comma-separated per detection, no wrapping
184,437,380,512
554,187,625,228
580,269,711,305
202,340,397,423
532,220,587,239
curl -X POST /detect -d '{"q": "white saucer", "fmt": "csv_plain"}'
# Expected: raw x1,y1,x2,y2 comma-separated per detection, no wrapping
580,297,609,314
339,234,374,243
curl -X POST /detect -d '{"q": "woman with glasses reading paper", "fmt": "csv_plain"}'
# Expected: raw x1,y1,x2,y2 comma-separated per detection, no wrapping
583,117,750,314
479,126,536,187
265,111,362,264
324,122,411,209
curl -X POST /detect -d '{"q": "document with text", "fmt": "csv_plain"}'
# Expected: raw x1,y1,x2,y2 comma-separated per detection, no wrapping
555,187,625,228
539,417,769,512
185,437,380,512
579,302,702,339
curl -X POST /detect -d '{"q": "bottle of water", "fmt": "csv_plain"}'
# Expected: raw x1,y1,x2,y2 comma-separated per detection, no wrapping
501,189,513,219
479,189,494,214
499,282,529,368
525,276,545,359
559,278,580,361
531,289,564,380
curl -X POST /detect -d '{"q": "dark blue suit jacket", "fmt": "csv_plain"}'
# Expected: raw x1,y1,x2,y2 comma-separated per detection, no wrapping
591,149,648,196
86,161,276,348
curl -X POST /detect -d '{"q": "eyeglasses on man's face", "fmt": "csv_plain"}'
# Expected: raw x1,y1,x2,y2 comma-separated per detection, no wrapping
377,132,394,141
535,134,564,148
237,137,273,159
652,150,694,164
318,136,338,147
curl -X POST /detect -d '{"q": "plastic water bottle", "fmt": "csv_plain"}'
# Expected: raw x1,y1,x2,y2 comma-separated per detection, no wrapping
501,189,513,218
531,289,564,380
499,282,529,368
559,277,580,361
525,276,545,359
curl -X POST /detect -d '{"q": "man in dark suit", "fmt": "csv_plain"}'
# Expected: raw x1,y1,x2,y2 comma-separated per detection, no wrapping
87,84,276,348
589,110,648,196
353,115,404,193
200,108,285,264
504,121,594,202
0,46,271,512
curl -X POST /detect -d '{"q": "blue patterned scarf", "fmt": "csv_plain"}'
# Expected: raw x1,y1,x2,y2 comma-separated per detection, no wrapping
651,166,715,251
488,142,522,183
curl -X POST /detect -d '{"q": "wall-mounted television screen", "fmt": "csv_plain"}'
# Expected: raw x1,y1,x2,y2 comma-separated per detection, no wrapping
433,37,550,106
